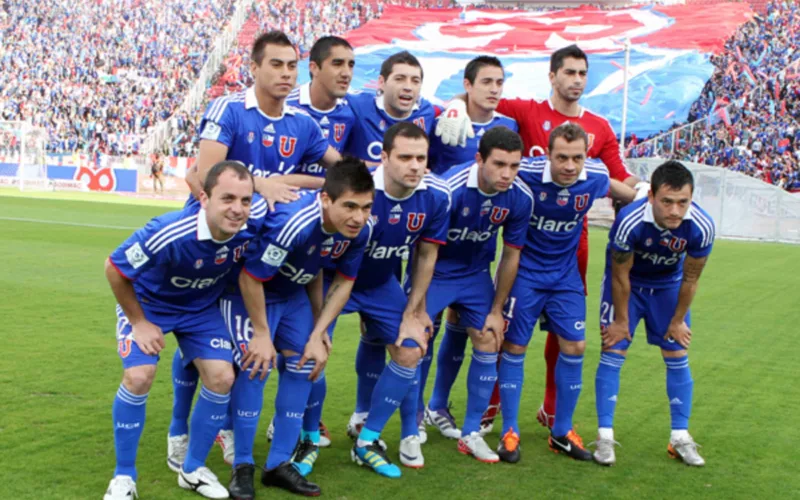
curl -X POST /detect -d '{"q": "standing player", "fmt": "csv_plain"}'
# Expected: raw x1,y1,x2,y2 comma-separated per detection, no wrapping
422,55,518,440
103,162,270,500
496,124,634,463
592,161,714,467
436,44,647,434
152,153,165,194
332,123,450,476
227,159,375,498
345,51,438,164
186,31,342,205
423,127,533,462
287,36,356,178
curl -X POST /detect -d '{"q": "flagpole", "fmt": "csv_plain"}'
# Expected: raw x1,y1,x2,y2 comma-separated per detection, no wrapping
620,38,631,156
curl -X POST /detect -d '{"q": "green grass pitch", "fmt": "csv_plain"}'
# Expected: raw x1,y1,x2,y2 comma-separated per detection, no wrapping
1,192,797,499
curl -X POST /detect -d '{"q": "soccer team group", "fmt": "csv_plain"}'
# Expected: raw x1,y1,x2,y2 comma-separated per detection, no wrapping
103,31,716,500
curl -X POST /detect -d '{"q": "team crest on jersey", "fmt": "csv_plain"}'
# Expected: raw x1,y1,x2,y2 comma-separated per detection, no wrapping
389,204,403,225
320,237,335,257
262,134,274,147
543,120,552,131
307,245,316,255
539,192,547,202
279,136,297,157
557,188,570,206
574,194,590,211
587,133,596,151
480,199,493,216
331,240,350,258
322,129,330,139
413,117,426,130
379,119,387,131
645,237,653,247
247,131,255,144
489,207,510,224
334,123,346,142
215,246,229,265
462,206,470,217
660,236,687,253
194,259,204,269
407,213,426,232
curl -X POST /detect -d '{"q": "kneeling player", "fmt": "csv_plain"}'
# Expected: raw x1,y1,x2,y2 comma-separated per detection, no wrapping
104,162,267,500
592,161,714,467
226,159,374,498
498,124,635,463
421,126,532,462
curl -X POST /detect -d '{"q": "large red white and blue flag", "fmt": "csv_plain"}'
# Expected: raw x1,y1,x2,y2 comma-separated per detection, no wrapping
297,4,752,137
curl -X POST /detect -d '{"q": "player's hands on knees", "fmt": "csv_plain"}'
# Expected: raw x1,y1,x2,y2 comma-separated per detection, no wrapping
132,320,165,356
602,320,632,348
259,177,299,211
665,320,692,349
397,313,430,356
242,335,277,381
299,335,329,381
481,311,506,351
321,332,332,354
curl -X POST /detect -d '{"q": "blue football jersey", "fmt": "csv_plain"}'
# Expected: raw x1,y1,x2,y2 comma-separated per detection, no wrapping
108,197,268,313
607,198,715,289
516,156,611,291
286,83,356,176
344,91,437,162
428,112,519,175
434,161,533,279
198,87,329,177
242,191,371,302
354,165,451,290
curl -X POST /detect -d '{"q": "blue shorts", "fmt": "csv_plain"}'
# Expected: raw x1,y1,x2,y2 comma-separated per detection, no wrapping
503,275,586,347
115,303,232,369
327,276,419,348
599,274,689,352
424,271,493,331
220,291,314,370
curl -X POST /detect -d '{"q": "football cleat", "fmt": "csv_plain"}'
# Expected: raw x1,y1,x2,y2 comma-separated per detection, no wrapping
668,435,705,466
416,410,428,444
591,437,621,466
479,403,500,436
425,405,461,439
261,462,321,496
549,430,592,461
399,435,424,468
496,428,521,463
318,421,331,448
104,475,138,500
267,418,275,442
458,432,500,463
347,418,387,450
167,434,189,473
351,441,401,478
216,429,234,466
178,466,230,499
292,437,320,477
228,464,255,500
536,404,555,429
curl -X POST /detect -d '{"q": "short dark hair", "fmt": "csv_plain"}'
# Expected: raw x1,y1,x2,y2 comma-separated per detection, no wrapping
383,122,429,155
651,160,695,194
309,36,353,79
323,156,375,201
550,44,589,74
478,126,523,161
203,161,253,196
380,51,424,80
251,31,295,66
464,56,504,84
548,123,589,152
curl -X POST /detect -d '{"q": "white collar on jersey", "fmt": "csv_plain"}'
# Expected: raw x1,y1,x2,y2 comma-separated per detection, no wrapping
373,165,427,197
467,162,500,197
375,93,421,114
298,83,344,112
547,97,585,119
542,159,588,184
197,208,247,243
245,87,287,120
643,202,694,226
315,193,335,235
471,111,506,127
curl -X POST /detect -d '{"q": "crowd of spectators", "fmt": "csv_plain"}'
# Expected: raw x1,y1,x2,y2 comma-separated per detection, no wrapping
0,0,237,155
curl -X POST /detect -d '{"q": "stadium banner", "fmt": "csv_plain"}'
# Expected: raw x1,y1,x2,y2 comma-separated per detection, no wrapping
0,163,138,193
299,4,753,138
